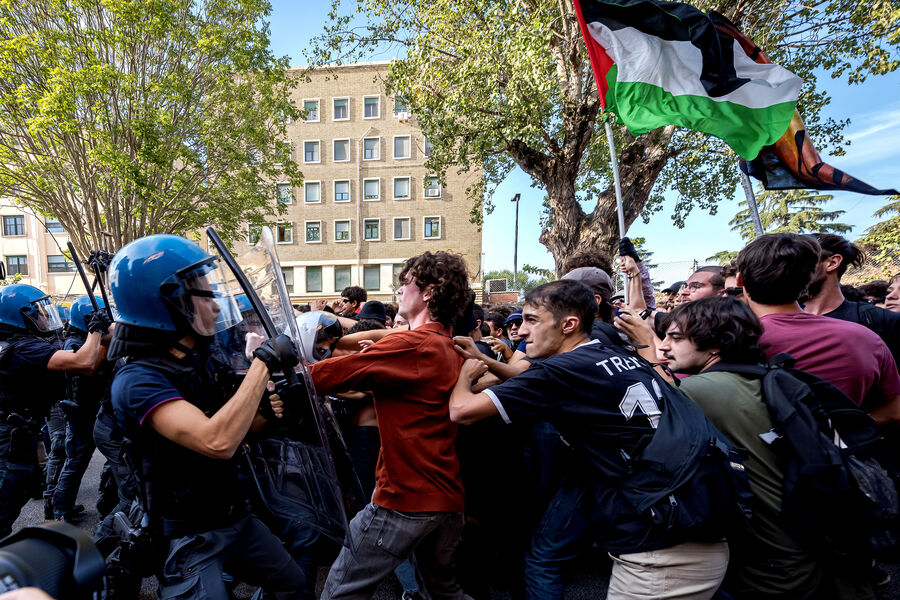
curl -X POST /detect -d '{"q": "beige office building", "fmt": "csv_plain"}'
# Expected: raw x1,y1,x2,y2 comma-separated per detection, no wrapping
227,62,483,303
0,204,88,301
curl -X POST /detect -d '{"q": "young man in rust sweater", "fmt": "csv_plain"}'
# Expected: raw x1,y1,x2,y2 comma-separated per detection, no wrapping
311,251,472,600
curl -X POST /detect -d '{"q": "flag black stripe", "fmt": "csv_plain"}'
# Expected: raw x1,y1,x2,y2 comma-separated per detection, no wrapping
579,0,749,98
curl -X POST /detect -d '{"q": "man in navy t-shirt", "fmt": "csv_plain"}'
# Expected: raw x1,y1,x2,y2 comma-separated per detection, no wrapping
449,280,729,600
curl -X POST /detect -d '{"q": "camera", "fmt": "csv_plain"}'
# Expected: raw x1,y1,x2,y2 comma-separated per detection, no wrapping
0,522,104,598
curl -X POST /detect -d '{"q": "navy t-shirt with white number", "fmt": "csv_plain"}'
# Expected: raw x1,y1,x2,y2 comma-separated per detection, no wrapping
483,339,669,552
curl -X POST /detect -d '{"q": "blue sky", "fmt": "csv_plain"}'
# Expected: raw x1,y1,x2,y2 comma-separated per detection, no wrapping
269,0,900,277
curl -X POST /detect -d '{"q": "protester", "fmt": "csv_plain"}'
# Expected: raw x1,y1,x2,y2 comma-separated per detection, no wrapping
450,280,731,600
309,251,472,600
736,233,900,419
106,234,305,598
661,281,685,310
802,233,900,364
333,286,367,317
887,275,900,313
356,300,387,326
859,280,889,306
657,297,844,599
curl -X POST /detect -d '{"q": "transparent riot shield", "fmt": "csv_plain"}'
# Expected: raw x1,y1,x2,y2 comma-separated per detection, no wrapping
206,226,356,548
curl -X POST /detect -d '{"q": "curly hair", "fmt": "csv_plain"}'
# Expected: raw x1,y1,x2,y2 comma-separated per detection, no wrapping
559,250,614,276
668,296,765,364
399,251,472,328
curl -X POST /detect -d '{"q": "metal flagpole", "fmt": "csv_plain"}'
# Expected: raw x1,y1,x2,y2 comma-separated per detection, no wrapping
741,171,765,238
604,119,628,304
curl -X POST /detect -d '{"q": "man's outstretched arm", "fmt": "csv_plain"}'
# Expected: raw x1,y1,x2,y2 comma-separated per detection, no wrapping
449,358,501,425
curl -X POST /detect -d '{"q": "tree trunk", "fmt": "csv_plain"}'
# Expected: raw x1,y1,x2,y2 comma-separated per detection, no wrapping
535,125,676,274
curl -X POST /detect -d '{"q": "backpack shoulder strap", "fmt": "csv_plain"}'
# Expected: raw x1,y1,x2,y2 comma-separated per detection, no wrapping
703,361,768,378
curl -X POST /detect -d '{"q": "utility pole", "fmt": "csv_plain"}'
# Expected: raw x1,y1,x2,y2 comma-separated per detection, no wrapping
511,193,520,290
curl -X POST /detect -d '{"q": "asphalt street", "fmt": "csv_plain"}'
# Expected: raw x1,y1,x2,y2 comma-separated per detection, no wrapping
11,449,900,599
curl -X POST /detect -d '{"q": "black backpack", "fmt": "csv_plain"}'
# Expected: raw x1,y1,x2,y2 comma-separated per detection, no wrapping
616,359,754,545
707,354,900,559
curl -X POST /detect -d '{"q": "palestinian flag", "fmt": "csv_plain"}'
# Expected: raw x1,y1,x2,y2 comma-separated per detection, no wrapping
574,0,803,159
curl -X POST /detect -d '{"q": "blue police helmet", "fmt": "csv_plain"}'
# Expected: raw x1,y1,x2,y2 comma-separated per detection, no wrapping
0,284,65,332
68,296,105,334
109,234,242,335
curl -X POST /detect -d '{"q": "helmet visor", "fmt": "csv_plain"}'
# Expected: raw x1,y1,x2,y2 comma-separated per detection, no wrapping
296,311,343,364
24,297,64,333
176,257,243,337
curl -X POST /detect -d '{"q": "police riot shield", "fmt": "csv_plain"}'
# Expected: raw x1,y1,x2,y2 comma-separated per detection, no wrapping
206,226,356,548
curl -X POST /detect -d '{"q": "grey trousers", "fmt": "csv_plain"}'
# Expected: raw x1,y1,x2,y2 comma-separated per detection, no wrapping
321,502,469,600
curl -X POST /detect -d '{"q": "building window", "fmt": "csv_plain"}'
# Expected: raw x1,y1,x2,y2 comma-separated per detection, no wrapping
393,217,411,240
304,181,321,204
333,97,349,120
392,263,404,288
333,180,350,203
333,138,350,162
276,182,292,204
363,178,380,201
424,216,442,239
334,220,351,242
303,99,320,122
274,141,291,164
306,266,322,293
393,177,411,200
2,216,25,237
48,255,76,273
334,265,351,291
303,140,320,163
5,255,27,276
424,137,433,158
305,221,322,243
394,96,409,114
363,265,380,291
248,224,262,244
363,218,380,241
276,222,293,244
424,176,441,198
363,137,379,160
45,218,65,233
282,267,294,294
393,135,411,159
363,95,380,119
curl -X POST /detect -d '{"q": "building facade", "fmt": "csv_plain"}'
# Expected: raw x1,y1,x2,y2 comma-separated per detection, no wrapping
226,62,483,303
0,203,87,301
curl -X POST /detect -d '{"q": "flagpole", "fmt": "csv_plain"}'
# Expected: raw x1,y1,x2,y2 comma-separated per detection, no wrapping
740,171,765,238
604,119,628,304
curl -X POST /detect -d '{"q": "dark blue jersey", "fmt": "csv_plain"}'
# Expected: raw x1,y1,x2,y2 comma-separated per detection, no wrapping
484,339,669,552
0,335,65,416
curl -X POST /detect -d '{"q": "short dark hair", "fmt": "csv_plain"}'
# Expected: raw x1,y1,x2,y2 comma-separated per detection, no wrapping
472,303,485,325
524,280,596,335
668,297,765,364
737,233,820,305
559,250,614,277
399,251,471,327
841,284,866,303
858,280,888,303
720,260,737,280
341,286,367,306
809,233,865,278
693,265,725,290
485,312,505,331
383,303,398,321
347,319,386,334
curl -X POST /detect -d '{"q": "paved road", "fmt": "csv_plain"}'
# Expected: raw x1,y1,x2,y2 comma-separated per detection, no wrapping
11,449,900,599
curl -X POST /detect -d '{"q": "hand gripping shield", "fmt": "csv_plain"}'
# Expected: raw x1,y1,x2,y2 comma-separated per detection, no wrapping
206,226,358,547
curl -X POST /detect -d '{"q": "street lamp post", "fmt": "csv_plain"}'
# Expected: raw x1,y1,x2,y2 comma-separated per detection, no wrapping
511,193,520,291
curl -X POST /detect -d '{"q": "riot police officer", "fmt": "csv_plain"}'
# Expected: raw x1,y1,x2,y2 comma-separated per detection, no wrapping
106,234,306,599
53,296,113,521
0,284,110,537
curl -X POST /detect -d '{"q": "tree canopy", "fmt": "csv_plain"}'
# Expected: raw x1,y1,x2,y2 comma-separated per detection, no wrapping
308,0,899,271
730,189,850,241
0,0,302,257
858,195,900,266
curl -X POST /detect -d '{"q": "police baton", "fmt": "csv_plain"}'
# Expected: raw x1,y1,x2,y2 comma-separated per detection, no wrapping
66,241,101,313
205,227,302,387
87,250,115,319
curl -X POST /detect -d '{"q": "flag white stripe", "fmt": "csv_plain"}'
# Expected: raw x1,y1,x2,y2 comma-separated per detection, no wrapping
587,22,803,109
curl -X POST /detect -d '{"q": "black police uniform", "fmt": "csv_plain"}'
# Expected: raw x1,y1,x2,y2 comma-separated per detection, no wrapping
51,331,110,519
0,331,66,537
111,345,306,599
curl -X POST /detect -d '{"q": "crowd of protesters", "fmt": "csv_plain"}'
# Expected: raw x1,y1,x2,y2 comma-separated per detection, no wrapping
2,231,900,600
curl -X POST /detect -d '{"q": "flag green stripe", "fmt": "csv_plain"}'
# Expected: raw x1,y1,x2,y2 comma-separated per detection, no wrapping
605,65,793,159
